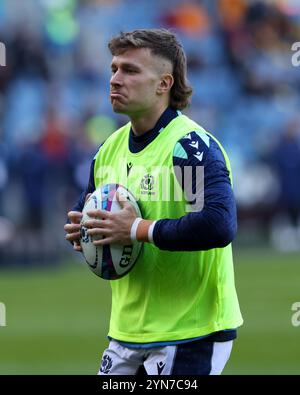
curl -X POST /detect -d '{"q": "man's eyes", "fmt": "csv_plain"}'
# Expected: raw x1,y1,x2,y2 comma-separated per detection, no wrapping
111,68,138,74
124,68,139,74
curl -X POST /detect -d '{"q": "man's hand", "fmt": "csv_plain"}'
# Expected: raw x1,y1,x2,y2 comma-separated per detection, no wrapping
64,211,83,252
64,194,92,252
83,193,137,246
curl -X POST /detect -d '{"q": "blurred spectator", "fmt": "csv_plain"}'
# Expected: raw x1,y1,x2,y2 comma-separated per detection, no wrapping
219,0,300,95
266,118,300,250
17,139,47,231
270,118,300,225
160,0,211,37
40,108,70,166
0,154,8,216
9,27,49,80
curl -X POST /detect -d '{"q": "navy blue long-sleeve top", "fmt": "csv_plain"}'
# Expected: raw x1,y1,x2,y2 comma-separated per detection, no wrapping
72,107,237,251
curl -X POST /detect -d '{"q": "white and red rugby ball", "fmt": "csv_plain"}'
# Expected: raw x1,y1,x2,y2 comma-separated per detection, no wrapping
80,184,143,280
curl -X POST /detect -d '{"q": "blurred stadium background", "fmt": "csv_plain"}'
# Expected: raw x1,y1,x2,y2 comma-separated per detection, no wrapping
0,0,300,375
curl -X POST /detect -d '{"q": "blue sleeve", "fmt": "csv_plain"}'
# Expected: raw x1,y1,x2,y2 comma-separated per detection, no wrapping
71,158,96,212
71,145,104,213
153,131,237,251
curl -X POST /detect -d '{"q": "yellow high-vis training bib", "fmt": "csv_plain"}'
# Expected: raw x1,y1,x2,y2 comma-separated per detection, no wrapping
94,114,243,343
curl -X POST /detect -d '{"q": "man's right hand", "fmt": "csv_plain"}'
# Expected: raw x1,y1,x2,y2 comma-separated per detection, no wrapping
64,211,83,252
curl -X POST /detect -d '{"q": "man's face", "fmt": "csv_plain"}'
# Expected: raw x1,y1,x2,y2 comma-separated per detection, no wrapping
110,48,171,116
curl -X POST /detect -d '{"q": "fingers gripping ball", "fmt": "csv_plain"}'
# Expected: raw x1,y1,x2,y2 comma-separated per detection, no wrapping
80,184,143,280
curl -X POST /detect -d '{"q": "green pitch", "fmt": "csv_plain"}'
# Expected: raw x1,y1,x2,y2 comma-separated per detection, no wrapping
0,248,299,375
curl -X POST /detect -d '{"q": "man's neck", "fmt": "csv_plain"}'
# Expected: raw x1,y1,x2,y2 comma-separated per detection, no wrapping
129,105,169,136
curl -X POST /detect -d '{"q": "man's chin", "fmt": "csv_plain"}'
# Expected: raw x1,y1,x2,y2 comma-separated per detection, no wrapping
112,107,127,115
111,103,128,115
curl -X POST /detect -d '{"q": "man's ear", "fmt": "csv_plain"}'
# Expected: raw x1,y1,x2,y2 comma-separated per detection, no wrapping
157,74,174,94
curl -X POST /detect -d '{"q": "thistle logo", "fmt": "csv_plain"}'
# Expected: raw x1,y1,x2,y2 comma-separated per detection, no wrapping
140,174,155,195
100,354,113,374
0,302,6,327
0,42,6,67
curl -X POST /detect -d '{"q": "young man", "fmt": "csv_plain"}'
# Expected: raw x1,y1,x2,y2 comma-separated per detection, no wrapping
64,29,243,375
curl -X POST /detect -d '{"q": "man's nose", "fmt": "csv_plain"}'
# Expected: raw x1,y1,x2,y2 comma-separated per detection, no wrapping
110,70,123,87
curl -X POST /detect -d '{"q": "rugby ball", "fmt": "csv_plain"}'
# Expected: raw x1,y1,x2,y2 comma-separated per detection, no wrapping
80,184,143,280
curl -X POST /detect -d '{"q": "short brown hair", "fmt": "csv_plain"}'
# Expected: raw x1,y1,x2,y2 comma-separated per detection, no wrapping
108,29,193,110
